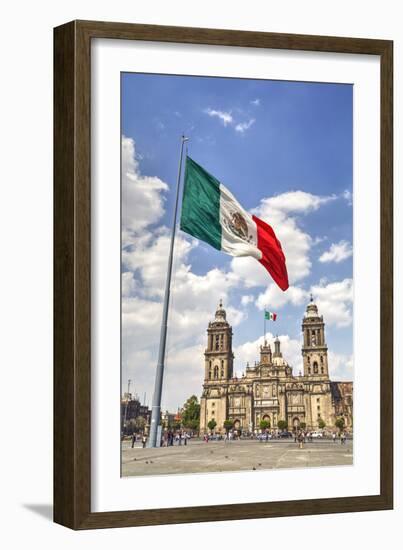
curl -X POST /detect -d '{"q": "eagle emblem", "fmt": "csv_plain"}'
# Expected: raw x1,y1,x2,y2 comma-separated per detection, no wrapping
224,211,254,243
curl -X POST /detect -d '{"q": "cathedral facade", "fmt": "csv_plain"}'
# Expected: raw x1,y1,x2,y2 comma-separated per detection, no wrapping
200,299,353,433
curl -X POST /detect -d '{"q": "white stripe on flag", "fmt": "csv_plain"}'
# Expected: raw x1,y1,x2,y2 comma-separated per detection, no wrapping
219,183,262,259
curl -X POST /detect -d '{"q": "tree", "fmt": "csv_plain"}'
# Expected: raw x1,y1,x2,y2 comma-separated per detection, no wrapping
259,420,270,431
300,422,307,430
134,416,146,432
318,418,326,430
207,419,217,432
125,418,136,435
335,417,345,432
223,419,233,433
181,395,201,432
277,420,288,431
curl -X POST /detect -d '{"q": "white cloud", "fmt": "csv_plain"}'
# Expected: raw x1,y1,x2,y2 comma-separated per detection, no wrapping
122,272,137,297
122,230,194,299
328,351,353,380
235,119,255,133
343,189,353,206
241,294,254,306
255,278,353,329
234,333,302,374
204,108,233,126
251,98,261,106
312,235,327,246
260,191,337,215
122,136,168,235
204,108,255,134
319,240,353,264
233,331,353,382
256,284,308,310
311,278,353,327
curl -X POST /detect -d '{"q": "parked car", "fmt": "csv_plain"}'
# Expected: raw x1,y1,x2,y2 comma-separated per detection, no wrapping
279,431,293,438
311,431,324,438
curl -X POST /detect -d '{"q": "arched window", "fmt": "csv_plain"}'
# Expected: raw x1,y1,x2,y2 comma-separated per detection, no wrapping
308,366,311,375
321,366,324,374
320,356,323,364
215,335,219,351
313,361,318,374
214,365,219,379
209,369,212,379
307,356,310,363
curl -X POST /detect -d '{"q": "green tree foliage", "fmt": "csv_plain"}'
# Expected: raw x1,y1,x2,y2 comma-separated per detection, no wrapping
223,419,234,433
318,418,326,429
124,416,147,434
181,395,200,431
134,416,146,432
335,417,345,432
277,420,288,431
207,419,217,431
259,420,270,431
300,422,307,430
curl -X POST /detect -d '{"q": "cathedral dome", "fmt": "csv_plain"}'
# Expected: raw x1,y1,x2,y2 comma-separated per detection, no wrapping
214,299,227,322
272,356,288,367
305,295,319,318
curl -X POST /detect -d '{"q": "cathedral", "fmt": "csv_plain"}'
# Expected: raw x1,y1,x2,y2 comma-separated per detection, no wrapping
200,298,353,433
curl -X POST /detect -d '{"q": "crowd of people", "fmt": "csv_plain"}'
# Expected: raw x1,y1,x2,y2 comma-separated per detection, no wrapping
129,428,349,448
162,430,190,446
293,429,348,448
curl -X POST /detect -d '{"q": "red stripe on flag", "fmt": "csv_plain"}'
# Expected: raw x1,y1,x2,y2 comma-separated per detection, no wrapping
252,214,289,291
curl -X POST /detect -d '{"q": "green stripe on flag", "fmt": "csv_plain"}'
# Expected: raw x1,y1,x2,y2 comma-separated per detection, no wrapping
180,157,222,250
265,311,270,320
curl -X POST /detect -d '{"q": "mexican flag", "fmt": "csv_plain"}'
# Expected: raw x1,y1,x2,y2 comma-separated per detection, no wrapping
265,311,277,321
180,157,289,291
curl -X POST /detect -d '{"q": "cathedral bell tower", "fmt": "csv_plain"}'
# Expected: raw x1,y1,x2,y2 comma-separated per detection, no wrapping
204,300,234,382
302,296,329,378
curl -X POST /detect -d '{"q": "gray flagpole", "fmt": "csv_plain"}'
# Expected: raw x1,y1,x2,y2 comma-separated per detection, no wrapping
148,135,189,448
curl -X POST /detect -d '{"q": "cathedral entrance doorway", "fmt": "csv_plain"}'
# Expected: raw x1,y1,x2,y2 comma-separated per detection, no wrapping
262,414,271,427
233,419,241,430
292,417,300,430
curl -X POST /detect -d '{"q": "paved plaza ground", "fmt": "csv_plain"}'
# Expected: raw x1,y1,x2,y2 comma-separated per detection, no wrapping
121,438,353,477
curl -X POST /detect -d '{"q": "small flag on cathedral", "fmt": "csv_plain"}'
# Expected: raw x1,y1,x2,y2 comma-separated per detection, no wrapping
265,311,277,321
180,156,289,291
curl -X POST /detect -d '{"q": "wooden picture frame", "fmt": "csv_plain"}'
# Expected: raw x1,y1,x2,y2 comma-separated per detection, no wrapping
54,20,393,529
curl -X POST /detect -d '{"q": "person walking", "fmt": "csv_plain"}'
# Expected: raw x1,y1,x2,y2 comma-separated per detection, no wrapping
142,434,147,448
332,432,336,443
131,432,136,448
298,430,304,449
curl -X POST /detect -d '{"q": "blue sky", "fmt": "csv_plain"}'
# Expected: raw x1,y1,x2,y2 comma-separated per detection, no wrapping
121,72,353,410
